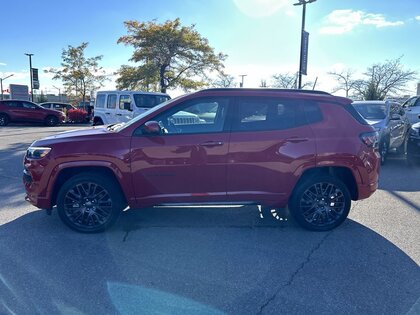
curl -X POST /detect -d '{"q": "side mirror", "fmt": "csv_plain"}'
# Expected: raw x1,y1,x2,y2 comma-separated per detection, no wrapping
142,121,161,135
123,102,132,111
390,114,400,120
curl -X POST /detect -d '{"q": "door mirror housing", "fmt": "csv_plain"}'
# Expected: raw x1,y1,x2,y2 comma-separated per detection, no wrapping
142,121,161,135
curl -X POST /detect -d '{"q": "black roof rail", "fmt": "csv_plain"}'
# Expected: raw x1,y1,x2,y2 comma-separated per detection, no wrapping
198,88,331,96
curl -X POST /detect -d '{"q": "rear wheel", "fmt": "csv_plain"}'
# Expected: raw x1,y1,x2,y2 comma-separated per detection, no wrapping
0,114,9,126
289,175,351,231
45,115,58,126
93,118,104,126
57,173,125,233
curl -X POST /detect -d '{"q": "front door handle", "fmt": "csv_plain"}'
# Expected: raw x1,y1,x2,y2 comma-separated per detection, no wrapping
199,141,224,147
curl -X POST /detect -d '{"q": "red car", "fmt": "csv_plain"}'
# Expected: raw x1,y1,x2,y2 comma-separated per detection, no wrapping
23,89,380,232
0,100,65,126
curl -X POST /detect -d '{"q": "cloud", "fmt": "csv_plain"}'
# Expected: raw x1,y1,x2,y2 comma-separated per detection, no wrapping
0,62,6,66
416,16,420,21
233,0,289,18
320,10,404,35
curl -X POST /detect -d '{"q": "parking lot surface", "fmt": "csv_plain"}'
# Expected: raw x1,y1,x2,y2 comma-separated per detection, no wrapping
0,125,419,314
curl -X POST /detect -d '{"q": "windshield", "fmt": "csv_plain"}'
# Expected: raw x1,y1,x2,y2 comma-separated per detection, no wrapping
353,103,388,120
133,94,170,108
114,94,186,132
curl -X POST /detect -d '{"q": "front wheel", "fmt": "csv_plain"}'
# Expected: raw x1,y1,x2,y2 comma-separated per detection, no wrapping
57,173,125,233
289,175,351,231
0,114,9,126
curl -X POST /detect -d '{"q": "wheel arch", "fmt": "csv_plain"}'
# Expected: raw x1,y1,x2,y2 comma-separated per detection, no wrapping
291,166,358,201
51,165,129,208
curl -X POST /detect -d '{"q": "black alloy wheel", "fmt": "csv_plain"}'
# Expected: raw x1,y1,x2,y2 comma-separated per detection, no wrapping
57,173,124,233
289,175,351,231
45,115,58,126
0,114,9,126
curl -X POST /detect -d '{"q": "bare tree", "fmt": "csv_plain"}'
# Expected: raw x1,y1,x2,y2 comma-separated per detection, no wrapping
328,69,357,97
271,72,313,89
211,72,236,88
355,57,417,100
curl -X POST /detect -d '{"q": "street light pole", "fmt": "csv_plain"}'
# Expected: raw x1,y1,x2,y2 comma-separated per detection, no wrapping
0,74,14,100
25,53,34,101
294,0,316,89
239,74,247,88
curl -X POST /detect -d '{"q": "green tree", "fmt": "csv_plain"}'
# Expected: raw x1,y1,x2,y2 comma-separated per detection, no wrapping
49,42,107,103
117,18,226,93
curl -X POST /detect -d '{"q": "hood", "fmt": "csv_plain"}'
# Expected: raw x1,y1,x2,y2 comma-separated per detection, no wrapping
42,126,109,141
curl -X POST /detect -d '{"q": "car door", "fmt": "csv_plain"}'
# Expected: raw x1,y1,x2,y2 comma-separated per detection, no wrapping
116,94,134,123
105,94,119,124
130,96,231,207
22,101,46,122
388,102,407,148
226,97,317,206
404,96,420,124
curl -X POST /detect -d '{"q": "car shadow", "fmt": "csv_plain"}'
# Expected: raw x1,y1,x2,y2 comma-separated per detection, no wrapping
0,207,418,314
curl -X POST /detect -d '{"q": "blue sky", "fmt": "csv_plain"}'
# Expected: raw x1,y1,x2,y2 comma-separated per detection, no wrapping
1,0,419,97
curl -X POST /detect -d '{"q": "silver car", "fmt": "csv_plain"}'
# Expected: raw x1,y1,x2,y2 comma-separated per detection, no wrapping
353,100,410,164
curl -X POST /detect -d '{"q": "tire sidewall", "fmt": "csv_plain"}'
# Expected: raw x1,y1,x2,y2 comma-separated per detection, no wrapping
57,173,124,233
289,175,351,231
0,114,9,126
45,115,58,126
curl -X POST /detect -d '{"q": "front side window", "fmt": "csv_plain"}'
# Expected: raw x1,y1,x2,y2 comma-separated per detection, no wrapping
119,95,131,110
145,97,229,135
22,102,37,109
107,94,117,109
232,97,299,132
96,94,106,108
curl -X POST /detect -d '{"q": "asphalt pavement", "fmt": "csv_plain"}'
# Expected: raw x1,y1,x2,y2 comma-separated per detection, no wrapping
0,124,419,314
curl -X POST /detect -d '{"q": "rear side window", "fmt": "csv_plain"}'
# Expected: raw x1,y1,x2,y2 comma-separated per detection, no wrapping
232,97,300,132
302,101,323,124
344,105,369,125
107,94,117,109
119,95,131,110
96,94,106,108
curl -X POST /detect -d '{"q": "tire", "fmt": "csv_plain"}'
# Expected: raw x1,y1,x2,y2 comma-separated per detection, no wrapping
45,115,59,126
56,173,125,233
0,114,9,126
261,207,289,222
93,118,104,126
289,175,351,231
379,140,388,165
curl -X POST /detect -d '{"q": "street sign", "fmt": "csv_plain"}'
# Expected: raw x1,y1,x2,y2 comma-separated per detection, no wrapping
31,68,40,89
10,84,29,101
301,31,309,75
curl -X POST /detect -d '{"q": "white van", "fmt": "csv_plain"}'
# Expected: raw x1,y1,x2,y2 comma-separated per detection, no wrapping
93,90,170,125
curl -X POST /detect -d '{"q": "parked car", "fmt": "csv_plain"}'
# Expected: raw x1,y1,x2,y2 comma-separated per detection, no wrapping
0,100,65,126
23,88,380,233
402,95,420,124
93,90,170,126
407,121,420,165
40,102,76,121
352,100,410,164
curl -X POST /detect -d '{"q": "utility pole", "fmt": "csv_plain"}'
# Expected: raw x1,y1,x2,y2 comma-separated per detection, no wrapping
239,74,247,88
294,0,316,89
53,85,61,102
0,74,14,100
24,53,34,101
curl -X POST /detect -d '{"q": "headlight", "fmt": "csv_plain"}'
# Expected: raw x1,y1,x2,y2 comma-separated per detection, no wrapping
26,147,52,159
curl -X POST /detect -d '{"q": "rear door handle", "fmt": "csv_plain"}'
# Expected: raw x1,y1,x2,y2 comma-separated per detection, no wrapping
199,141,224,147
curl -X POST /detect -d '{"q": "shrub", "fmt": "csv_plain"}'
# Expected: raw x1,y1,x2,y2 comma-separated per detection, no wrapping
67,109,88,123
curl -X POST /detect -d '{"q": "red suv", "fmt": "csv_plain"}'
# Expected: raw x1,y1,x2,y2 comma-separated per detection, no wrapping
23,89,380,232
0,100,65,126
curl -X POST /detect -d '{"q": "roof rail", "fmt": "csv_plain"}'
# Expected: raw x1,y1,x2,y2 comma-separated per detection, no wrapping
198,88,331,96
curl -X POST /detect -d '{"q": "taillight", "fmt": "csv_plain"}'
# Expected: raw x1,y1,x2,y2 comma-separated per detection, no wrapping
360,131,379,148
